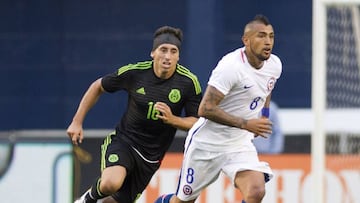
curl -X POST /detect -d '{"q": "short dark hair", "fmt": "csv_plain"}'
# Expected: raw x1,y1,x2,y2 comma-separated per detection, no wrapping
243,14,272,35
251,14,271,26
153,26,183,42
152,26,183,50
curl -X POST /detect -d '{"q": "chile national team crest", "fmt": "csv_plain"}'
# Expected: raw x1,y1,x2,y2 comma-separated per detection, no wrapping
267,77,276,91
183,184,193,195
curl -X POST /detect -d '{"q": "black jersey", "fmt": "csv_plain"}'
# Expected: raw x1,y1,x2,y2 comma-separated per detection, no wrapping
101,61,202,161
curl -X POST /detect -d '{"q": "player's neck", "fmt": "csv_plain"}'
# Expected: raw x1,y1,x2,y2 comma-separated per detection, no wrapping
153,68,175,79
244,49,264,69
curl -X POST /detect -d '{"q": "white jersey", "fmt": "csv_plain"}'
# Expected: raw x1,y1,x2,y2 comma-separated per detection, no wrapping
187,47,282,153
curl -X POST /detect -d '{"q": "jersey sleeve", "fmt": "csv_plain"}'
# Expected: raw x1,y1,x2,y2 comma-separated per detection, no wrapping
271,54,283,79
181,73,202,117
101,67,132,93
184,89,202,117
207,59,238,96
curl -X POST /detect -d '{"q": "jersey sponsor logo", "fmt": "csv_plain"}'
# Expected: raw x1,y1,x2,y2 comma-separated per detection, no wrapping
267,77,276,91
136,87,146,95
183,184,193,195
108,154,119,163
168,89,181,103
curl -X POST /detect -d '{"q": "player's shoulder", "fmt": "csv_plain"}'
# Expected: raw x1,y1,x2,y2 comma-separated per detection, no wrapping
266,54,282,77
175,64,198,79
220,48,241,62
175,64,202,94
214,48,241,70
268,53,282,66
116,60,152,76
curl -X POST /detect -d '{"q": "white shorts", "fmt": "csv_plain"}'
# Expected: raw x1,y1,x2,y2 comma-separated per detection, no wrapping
175,145,273,201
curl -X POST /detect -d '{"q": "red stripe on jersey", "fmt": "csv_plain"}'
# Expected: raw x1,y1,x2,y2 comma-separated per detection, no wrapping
240,50,245,63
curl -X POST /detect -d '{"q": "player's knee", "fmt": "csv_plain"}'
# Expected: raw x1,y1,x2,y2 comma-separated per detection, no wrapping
102,196,119,203
244,186,265,202
99,178,123,194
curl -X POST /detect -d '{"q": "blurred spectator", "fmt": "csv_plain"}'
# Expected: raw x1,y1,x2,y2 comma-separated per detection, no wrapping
253,101,284,154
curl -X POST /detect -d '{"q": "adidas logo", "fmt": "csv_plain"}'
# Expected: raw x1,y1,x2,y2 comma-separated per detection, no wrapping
136,87,146,95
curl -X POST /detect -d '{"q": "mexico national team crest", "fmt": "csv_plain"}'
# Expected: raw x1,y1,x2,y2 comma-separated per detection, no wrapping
108,154,119,163
267,77,276,91
168,89,181,103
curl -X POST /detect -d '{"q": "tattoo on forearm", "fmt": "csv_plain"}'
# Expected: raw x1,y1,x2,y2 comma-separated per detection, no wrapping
203,91,217,114
201,86,246,128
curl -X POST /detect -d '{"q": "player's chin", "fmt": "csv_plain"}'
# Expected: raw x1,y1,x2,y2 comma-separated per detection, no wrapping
262,53,271,60
257,53,270,61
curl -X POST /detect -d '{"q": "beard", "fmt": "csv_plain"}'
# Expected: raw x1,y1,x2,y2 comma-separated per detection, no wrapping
249,46,271,61
257,53,270,61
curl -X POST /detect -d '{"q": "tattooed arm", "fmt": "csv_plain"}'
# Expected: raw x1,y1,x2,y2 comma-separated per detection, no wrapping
198,85,272,136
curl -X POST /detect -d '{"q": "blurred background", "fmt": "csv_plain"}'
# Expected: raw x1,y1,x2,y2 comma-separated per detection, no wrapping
1,0,359,203
0,0,312,131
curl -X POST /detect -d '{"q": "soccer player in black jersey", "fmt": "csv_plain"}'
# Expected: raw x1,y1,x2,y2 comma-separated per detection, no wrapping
67,26,202,203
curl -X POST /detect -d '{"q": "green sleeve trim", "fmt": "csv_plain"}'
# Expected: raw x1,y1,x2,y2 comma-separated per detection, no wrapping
117,61,153,76
176,64,202,95
116,61,201,95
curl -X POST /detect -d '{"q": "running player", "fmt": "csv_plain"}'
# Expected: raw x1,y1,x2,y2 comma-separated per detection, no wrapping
155,14,282,203
67,26,202,203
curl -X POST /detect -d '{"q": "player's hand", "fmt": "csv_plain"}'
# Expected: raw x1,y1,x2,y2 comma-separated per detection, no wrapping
242,118,272,138
66,122,84,145
154,102,174,124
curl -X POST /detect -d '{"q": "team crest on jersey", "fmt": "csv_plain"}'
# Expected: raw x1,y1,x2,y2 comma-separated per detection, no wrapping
183,184,193,195
168,89,181,103
267,77,276,91
108,154,119,163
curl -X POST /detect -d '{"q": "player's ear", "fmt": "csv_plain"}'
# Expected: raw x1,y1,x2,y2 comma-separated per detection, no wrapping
242,35,249,46
150,51,154,59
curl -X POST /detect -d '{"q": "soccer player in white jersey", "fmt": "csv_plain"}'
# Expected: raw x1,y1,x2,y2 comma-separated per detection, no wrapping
154,14,282,203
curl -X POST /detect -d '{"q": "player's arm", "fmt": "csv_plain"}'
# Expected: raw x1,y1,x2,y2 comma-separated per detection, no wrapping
154,102,198,130
261,94,272,118
67,78,106,145
263,94,271,109
198,85,272,136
